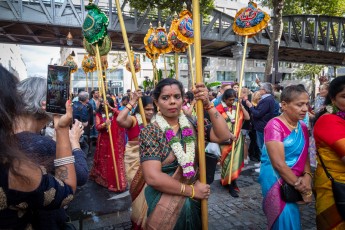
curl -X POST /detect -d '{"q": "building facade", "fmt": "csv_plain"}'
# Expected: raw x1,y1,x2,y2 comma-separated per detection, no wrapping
0,44,27,80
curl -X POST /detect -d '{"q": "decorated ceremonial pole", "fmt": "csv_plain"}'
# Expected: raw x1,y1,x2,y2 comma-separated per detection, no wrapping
227,1,270,183
95,46,120,190
174,53,179,80
91,73,94,91
115,0,147,126
188,45,195,87
192,0,208,229
228,36,247,184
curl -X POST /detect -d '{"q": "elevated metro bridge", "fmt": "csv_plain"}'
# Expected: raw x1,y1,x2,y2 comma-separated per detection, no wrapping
0,0,345,65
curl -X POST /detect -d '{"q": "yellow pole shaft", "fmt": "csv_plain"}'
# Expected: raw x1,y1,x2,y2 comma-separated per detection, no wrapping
228,35,248,184
163,54,168,78
115,0,147,126
70,73,73,97
175,52,179,80
95,44,120,190
153,60,158,86
192,1,208,229
188,45,195,88
86,72,89,92
91,72,94,91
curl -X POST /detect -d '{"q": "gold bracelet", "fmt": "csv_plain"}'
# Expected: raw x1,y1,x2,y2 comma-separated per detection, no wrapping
205,103,214,111
125,104,132,111
303,171,313,179
303,190,313,197
180,183,186,195
190,184,195,199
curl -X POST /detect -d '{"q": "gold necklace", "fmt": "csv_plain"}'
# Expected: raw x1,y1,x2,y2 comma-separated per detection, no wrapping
281,114,298,132
171,124,179,129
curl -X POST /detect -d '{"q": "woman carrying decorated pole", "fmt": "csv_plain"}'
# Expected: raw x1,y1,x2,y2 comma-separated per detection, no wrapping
116,90,156,185
90,97,127,192
216,89,250,197
132,78,233,229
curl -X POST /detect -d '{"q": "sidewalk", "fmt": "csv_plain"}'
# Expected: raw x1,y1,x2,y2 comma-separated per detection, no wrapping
67,160,316,230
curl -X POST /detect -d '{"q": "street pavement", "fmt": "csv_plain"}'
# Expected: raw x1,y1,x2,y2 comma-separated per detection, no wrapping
67,150,316,230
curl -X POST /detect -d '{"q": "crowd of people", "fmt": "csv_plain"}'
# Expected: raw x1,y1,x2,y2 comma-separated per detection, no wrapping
1,62,345,229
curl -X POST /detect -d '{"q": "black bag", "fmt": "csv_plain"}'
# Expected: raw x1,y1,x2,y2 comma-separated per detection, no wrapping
280,182,303,203
318,152,345,220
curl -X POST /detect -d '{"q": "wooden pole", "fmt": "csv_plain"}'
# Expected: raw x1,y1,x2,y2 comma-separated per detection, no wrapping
228,35,248,184
95,44,120,190
163,54,168,78
152,60,158,86
192,1,208,229
188,45,195,88
91,71,94,91
70,73,73,97
174,52,179,80
86,72,89,93
115,0,147,126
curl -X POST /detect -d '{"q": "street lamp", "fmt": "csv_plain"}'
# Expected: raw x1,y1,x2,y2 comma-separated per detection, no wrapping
66,32,73,46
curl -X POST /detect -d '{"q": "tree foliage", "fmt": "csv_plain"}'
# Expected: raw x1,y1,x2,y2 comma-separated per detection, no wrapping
295,64,324,79
259,0,345,16
127,0,214,16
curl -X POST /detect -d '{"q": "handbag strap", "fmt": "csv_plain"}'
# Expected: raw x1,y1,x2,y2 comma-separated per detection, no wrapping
317,151,334,181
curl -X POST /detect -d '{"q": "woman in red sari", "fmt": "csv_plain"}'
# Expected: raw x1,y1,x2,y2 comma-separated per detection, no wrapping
314,76,345,229
90,97,127,192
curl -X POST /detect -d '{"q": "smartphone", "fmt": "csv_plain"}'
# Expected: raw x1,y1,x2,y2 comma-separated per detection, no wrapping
46,65,71,114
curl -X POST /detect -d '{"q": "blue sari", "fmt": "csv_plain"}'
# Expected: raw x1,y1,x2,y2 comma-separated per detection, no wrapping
259,118,309,229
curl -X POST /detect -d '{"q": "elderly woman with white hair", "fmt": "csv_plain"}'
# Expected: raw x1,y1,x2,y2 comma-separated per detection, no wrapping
14,77,88,229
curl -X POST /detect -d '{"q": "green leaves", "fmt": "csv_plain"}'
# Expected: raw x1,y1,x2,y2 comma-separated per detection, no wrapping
295,64,324,79
259,0,345,16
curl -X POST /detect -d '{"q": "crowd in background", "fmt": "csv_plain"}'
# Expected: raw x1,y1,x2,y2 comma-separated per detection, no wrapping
1,62,345,230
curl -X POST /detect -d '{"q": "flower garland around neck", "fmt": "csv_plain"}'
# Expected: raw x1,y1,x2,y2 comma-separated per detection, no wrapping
135,113,156,128
221,101,237,123
155,112,196,178
102,112,113,119
326,104,345,119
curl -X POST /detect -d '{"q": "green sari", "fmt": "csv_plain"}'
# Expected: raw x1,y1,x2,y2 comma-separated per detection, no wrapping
138,123,201,230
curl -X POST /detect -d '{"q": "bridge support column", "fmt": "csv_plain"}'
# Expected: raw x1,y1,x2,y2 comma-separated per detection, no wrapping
231,43,250,84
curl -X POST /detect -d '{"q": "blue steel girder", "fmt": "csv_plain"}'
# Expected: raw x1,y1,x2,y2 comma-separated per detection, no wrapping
0,0,345,65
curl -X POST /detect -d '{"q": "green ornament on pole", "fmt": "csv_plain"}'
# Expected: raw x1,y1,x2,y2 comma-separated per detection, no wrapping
82,4,109,44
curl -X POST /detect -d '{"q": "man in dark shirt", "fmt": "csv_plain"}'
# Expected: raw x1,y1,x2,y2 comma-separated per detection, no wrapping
73,91,93,154
245,83,276,171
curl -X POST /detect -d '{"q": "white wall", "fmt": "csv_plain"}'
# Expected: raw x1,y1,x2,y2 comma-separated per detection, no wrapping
0,44,27,80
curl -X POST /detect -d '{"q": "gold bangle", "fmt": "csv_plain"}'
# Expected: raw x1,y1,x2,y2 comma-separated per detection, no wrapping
303,190,313,197
205,103,214,111
125,104,132,111
180,183,186,195
303,171,313,179
190,184,195,199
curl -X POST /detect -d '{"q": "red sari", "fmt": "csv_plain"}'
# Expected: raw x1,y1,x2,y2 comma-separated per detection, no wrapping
90,108,127,192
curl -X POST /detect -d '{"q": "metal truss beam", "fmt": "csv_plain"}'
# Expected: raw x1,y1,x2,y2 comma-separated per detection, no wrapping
0,0,345,65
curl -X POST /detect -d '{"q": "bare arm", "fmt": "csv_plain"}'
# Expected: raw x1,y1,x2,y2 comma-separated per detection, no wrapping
266,141,299,185
193,83,233,143
241,103,250,120
266,140,310,195
116,90,142,128
142,160,210,200
54,101,76,192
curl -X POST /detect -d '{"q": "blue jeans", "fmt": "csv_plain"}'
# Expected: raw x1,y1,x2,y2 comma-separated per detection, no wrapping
256,131,264,155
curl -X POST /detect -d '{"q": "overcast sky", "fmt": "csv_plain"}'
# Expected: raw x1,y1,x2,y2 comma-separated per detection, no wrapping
21,45,60,78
